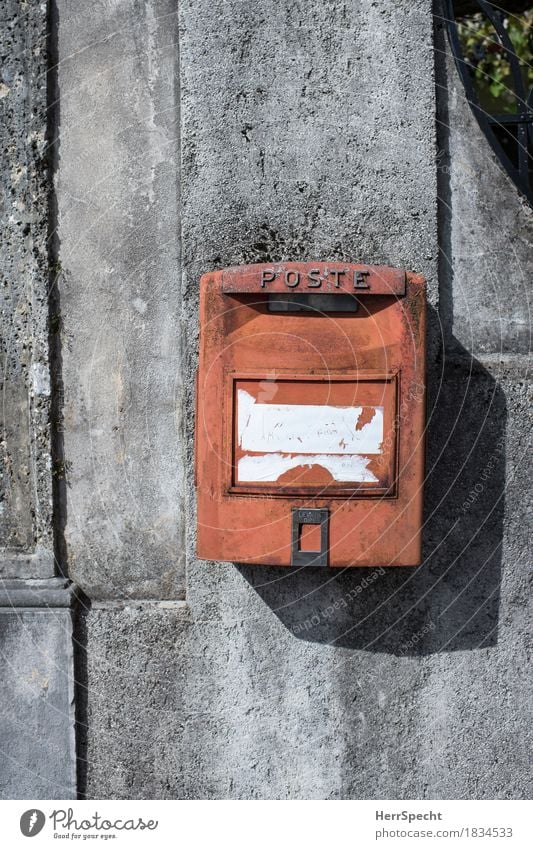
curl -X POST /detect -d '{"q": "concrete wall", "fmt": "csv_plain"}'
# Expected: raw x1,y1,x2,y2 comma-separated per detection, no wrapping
0,580,76,799
0,0,76,798
438,38,533,355
0,0,54,576
56,0,185,601
55,0,530,800
1,0,530,799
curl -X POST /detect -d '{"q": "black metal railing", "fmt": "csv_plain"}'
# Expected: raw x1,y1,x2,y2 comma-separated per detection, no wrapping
444,0,533,204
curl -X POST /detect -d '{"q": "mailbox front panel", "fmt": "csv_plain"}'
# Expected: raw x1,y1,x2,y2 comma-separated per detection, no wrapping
196,262,426,568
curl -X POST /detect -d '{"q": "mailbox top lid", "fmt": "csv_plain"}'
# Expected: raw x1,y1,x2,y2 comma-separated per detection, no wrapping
219,262,406,296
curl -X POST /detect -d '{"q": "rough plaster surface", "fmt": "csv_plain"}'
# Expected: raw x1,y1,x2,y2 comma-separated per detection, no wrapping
0,599,76,799
56,0,185,599
179,0,439,306
46,0,532,800
437,30,533,354
0,2,76,803
83,360,531,799
0,0,54,576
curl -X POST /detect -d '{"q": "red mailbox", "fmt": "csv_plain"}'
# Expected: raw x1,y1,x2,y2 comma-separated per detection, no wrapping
195,262,426,568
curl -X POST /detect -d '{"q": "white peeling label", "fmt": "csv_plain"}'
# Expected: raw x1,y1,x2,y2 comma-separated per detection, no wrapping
236,389,383,484
238,453,379,483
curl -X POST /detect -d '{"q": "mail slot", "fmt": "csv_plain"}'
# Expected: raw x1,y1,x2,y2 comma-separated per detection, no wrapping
195,262,426,567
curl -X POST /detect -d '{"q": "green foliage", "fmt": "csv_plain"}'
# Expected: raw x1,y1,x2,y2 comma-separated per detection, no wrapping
458,10,533,113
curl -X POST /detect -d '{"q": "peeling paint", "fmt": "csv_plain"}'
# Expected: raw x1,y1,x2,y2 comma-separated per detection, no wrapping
237,452,379,483
237,390,383,455
236,389,383,483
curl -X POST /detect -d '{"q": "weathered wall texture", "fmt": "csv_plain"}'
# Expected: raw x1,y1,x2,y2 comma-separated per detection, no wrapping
0,0,54,577
439,40,533,355
3,0,529,800
0,1,75,799
0,581,76,799
56,0,185,601
56,0,531,799
83,353,530,799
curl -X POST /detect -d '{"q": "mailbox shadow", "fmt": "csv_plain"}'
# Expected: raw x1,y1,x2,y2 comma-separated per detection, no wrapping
236,320,506,655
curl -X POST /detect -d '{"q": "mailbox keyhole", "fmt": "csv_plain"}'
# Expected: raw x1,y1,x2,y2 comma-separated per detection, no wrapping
299,523,322,552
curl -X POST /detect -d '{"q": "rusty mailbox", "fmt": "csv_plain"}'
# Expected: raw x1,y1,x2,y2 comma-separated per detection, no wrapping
195,262,426,568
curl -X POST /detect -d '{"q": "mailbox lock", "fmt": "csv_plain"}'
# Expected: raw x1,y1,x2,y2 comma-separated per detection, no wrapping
291,508,329,568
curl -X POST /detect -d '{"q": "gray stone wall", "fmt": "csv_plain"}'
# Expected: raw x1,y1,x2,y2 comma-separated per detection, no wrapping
0,0,54,577
439,42,533,355
56,0,185,601
67,0,530,800
0,1,75,799
1,0,530,800
0,581,76,799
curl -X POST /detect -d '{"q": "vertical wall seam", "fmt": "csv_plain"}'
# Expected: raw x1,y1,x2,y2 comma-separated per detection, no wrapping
46,0,90,799
46,0,67,578
176,0,190,600
433,0,455,350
